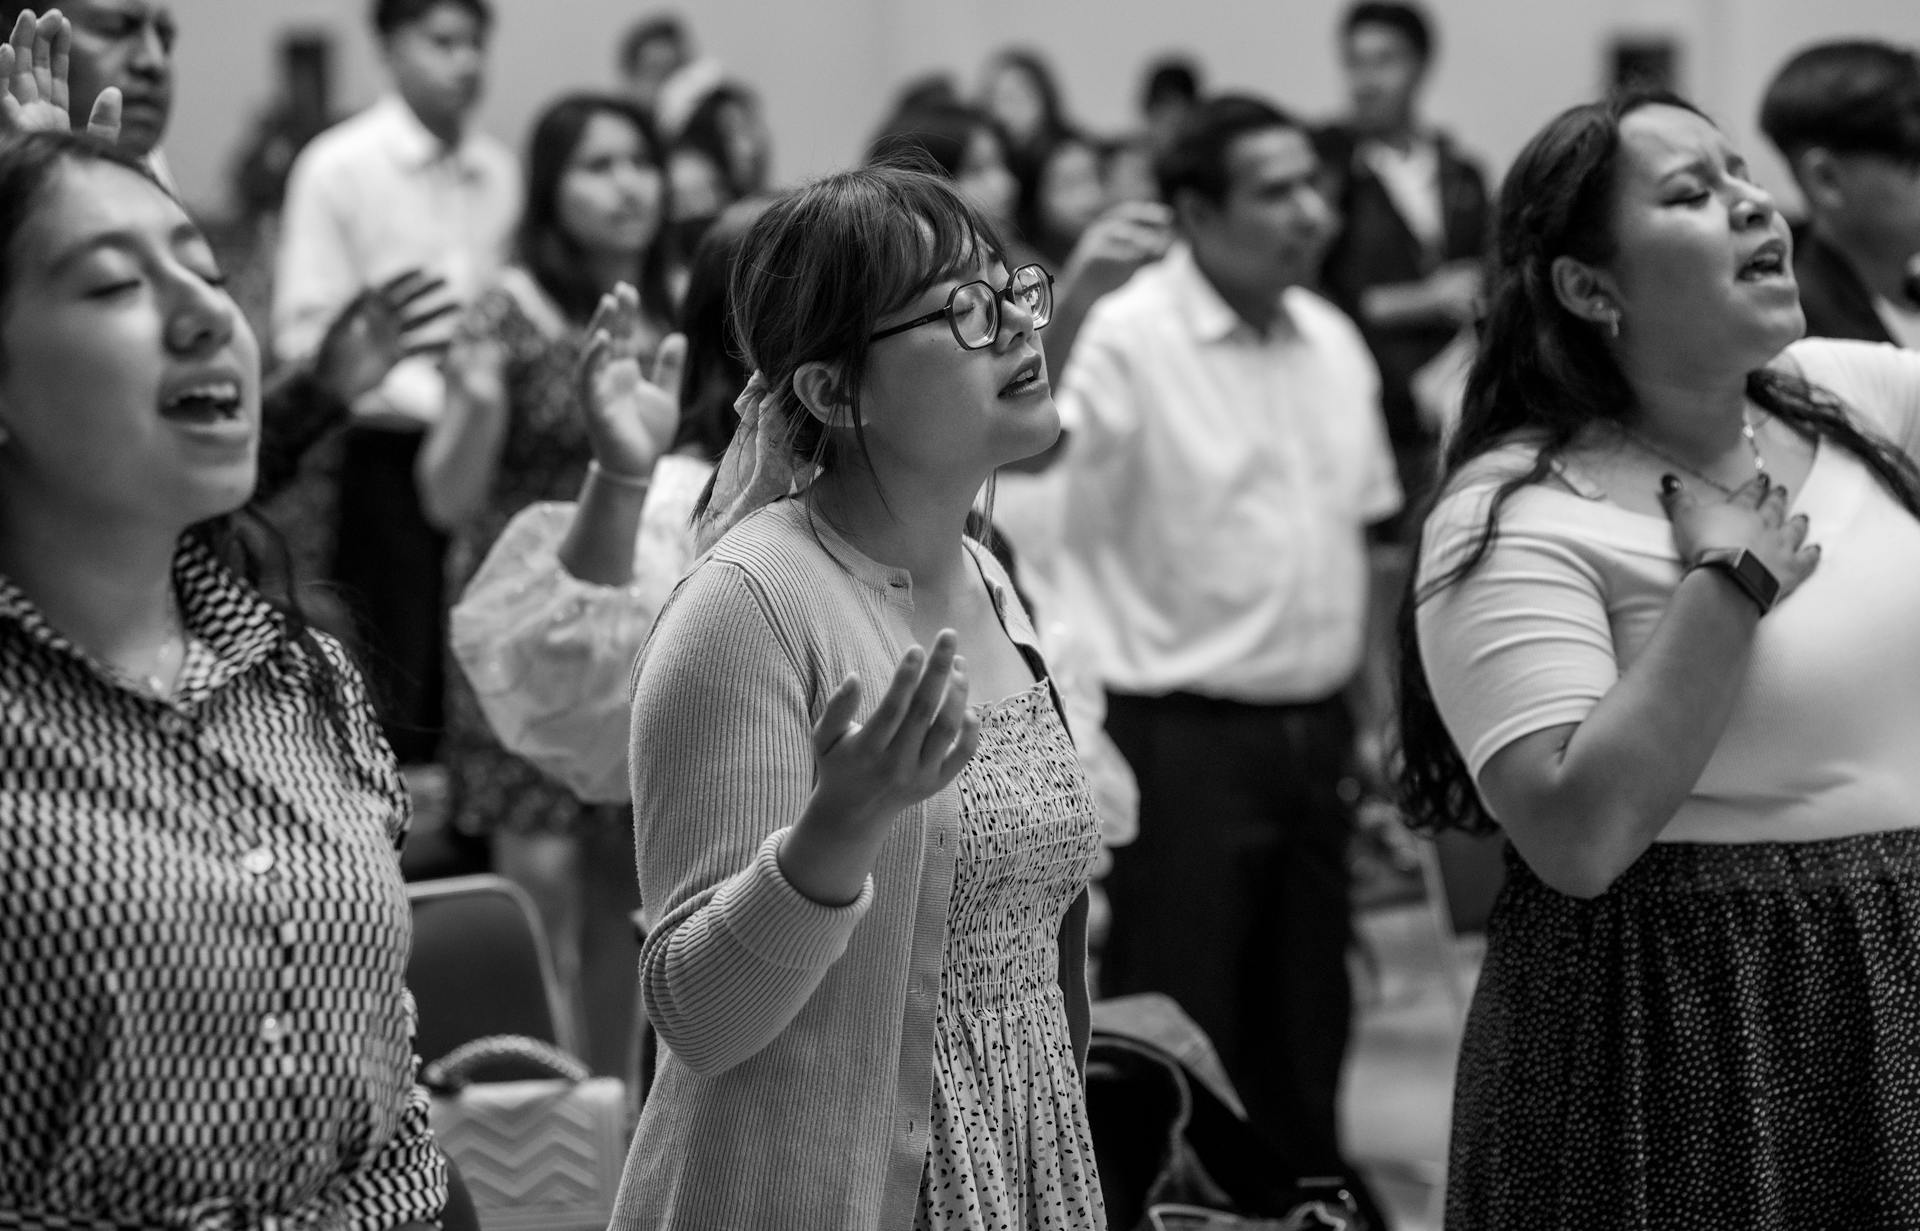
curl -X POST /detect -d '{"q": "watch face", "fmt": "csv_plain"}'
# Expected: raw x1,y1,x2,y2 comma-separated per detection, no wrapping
1735,551,1782,608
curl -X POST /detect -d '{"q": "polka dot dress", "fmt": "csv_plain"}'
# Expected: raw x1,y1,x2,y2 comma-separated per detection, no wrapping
1446,832,1920,1230
915,680,1107,1230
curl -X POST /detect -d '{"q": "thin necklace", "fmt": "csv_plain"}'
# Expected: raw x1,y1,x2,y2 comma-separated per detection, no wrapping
1622,413,1767,497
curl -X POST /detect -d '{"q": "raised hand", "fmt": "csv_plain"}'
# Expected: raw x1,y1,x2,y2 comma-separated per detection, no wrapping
1061,200,1174,295
0,9,120,142
779,631,979,905
575,282,682,480
1661,472,1820,603
312,269,459,406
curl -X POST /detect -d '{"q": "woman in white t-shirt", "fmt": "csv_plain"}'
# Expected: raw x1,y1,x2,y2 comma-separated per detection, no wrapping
1400,90,1920,1228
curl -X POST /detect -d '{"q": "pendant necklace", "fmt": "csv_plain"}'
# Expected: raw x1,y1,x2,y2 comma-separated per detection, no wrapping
1623,413,1768,497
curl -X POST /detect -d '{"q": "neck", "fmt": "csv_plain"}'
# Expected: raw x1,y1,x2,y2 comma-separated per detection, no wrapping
806,464,984,601
1192,252,1289,334
1619,358,1753,461
404,98,465,149
0,502,183,667
582,247,643,301
1811,218,1915,305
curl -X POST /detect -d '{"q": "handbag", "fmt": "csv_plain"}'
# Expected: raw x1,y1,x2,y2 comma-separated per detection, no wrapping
1088,995,1369,1231
424,1035,628,1231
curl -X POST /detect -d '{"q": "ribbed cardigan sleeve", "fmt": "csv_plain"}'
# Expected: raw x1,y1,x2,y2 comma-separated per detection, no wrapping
629,560,876,1077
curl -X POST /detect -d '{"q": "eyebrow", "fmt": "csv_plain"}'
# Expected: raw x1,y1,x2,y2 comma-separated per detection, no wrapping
45,221,207,280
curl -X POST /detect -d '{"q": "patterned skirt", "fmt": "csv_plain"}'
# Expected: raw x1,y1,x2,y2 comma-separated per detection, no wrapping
1447,830,1920,1230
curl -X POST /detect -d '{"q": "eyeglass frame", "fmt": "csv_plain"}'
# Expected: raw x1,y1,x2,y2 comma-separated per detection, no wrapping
867,263,1055,351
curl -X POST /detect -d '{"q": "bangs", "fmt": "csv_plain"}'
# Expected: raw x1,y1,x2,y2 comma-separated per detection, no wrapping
858,169,1009,318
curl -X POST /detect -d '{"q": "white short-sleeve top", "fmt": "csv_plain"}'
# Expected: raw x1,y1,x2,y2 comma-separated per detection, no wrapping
1416,337,1920,844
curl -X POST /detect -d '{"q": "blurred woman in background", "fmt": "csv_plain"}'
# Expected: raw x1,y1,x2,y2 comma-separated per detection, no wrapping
417,90,674,1073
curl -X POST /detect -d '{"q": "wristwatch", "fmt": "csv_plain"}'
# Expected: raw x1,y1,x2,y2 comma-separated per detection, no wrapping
1688,547,1780,615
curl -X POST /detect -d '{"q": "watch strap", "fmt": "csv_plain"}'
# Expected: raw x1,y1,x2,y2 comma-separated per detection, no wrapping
1688,547,1779,615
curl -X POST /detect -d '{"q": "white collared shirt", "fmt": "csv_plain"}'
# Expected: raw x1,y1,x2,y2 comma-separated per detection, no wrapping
1055,244,1401,703
272,95,520,425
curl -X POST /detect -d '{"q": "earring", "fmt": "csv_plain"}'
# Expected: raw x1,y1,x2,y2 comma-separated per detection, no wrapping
1597,304,1621,340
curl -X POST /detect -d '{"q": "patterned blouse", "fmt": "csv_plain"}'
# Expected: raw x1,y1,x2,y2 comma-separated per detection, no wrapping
442,270,660,838
0,538,445,1230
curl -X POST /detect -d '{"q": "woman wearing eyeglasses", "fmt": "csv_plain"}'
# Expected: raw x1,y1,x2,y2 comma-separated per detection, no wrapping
605,165,1103,1230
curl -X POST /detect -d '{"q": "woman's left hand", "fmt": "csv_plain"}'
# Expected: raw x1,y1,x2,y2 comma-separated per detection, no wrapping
575,282,683,480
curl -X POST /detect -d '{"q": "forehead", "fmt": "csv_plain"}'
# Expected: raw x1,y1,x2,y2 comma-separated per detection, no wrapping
1225,126,1316,187
14,160,190,262
1346,22,1419,60
69,0,167,18
572,111,646,156
398,2,484,38
1617,104,1730,179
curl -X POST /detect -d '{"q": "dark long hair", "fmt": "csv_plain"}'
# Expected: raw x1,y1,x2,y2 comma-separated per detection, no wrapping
516,93,673,325
670,194,771,461
1396,91,1920,835
696,164,1008,528
0,132,388,787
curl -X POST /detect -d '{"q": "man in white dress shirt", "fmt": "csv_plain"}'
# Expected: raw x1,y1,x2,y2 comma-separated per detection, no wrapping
274,0,518,764
1057,93,1401,1207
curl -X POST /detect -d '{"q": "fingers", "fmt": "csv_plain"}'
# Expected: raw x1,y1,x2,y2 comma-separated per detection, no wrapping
29,10,57,106
84,82,118,141
650,332,688,403
862,643,931,747
917,655,972,767
582,289,617,344
931,708,981,789
811,674,864,757
1785,512,1811,550
897,633,961,748
6,12,35,106
397,295,458,338
43,9,66,112
396,337,452,364
1657,473,1697,515
377,268,450,312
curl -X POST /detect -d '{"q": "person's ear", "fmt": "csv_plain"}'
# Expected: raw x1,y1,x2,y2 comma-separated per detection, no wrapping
791,361,855,428
1795,147,1847,216
1171,186,1215,237
1550,255,1621,330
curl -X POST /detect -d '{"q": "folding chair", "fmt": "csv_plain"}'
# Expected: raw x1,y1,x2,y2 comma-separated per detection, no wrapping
405,874,578,1072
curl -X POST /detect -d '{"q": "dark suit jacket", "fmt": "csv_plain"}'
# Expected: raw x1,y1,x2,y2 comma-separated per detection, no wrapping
1313,124,1492,449
1792,225,1896,345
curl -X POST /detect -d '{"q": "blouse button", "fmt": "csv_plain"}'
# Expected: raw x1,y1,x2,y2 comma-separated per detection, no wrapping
259,1014,287,1046
240,846,275,876
278,920,299,947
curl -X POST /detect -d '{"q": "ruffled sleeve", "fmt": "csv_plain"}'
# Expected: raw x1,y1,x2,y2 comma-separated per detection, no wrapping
448,455,712,803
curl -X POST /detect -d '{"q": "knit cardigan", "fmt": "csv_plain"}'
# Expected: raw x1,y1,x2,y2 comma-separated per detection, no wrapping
609,499,1094,1230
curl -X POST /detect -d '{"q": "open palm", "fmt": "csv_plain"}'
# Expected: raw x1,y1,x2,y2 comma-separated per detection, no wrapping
576,282,683,478
0,9,122,142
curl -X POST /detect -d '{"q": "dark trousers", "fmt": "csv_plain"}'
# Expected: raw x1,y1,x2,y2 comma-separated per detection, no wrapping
1101,689,1357,1177
331,423,447,765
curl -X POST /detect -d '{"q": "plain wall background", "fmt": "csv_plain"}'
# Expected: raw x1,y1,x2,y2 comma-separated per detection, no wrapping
167,0,1920,219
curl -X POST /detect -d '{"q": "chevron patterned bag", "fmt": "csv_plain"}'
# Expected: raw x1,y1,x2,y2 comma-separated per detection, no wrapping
424,1036,628,1231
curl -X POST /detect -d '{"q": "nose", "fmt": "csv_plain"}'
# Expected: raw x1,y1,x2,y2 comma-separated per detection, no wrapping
995,287,1038,349
128,22,169,79
1731,185,1775,231
1294,182,1335,239
165,273,236,356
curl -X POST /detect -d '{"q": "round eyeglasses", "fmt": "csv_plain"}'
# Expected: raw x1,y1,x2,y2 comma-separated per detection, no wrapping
868,263,1055,351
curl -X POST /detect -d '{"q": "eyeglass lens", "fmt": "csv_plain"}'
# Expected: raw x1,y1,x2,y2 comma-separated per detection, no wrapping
953,266,1053,348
